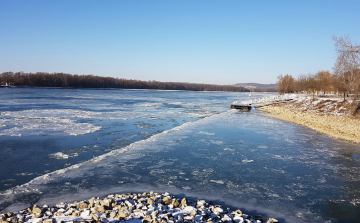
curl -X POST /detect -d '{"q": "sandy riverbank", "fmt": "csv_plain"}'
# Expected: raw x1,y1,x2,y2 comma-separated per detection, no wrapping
257,98,360,144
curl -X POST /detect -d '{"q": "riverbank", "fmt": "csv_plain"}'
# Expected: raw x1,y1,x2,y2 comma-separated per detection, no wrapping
257,97,360,143
0,192,279,223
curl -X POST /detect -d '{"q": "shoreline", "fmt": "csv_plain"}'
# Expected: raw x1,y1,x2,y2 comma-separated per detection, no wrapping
257,100,360,144
0,192,279,223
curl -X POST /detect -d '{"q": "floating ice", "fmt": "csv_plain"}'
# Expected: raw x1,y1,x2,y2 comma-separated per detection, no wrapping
210,180,225,184
0,109,103,137
49,152,79,159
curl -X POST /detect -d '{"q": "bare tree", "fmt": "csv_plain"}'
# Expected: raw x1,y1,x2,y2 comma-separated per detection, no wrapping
315,70,332,95
277,74,295,94
333,36,360,100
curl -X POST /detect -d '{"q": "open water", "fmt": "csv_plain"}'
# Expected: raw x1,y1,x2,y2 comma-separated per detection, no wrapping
1,88,360,222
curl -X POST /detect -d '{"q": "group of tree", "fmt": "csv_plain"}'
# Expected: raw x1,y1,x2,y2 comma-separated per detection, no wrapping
277,36,360,100
0,72,250,92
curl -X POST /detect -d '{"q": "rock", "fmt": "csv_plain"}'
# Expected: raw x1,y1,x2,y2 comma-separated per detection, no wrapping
221,214,233,222
184,215,194,221
117,211,128,218
72,211,81,217
77,201,89,209
95,205,106,213
172,199,180,208
125,200,133,207
81,209,91,218
143,216,152,223
91,213,99,221
267,218,279,223
231,209,243,216
88,198,95,208
148,198,155,205
42,219,54,223
32,205,43,214
190,209,197,217
233,215,244,223
101,198,113,208
109,211,117,218
32,213,43,219
162,197,172,205
181,198,187,207
197,200,206,207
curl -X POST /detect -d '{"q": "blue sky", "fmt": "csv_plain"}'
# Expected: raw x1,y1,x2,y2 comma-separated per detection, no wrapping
1,1,359,84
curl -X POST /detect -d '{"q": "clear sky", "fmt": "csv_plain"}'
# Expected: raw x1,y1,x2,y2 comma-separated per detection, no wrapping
1,1,359,84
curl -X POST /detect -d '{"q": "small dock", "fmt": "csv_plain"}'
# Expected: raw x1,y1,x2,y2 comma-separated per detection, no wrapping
230,104,252,111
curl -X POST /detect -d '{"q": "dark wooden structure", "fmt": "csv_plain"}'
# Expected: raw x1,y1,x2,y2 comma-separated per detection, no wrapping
230,104,252,111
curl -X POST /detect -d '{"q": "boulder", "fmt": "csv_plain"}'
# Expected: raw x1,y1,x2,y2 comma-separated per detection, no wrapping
32,205,43,214
266,218,279,223
181,198,187,207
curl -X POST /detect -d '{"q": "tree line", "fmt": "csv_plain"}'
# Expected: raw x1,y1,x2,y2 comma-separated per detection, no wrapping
277,36,360,100
0,72,250,92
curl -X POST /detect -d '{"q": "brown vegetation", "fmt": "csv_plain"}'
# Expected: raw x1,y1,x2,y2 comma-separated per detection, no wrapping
258,99,360,143
0,72,249,92
277,36,360,100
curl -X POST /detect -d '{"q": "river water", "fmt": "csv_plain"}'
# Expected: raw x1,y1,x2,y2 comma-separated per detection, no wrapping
0,88,360,222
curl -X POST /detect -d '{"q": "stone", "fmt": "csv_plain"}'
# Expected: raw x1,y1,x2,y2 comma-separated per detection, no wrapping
162,197,172,205
32,213,43,219
266,218,279,223
197,200,206,207
181,198,187,207
231,209,243,216
77,201,89,209
32,205,43,214
101,198,113,208
91,213,99,221
81,210,91,218
147,199,155,205
143,216,152,223
73,211,81,217
221,214,233,222
171,199,180,208
117,211,128,218
109,211,117,218
95,205,106,213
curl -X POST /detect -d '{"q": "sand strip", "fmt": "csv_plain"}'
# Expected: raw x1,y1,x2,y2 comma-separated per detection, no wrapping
257,103,360,144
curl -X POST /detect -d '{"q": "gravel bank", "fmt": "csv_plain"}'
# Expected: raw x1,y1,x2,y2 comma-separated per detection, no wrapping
0,192,279,223
257,99,360,143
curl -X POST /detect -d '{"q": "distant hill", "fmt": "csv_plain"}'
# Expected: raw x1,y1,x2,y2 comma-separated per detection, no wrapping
234,83,277,92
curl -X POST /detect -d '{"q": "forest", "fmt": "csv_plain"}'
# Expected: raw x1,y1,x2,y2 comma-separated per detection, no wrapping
277,36,360,100
0,72,249,92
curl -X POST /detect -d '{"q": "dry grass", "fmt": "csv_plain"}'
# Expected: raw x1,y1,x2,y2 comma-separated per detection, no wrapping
257,99,360,144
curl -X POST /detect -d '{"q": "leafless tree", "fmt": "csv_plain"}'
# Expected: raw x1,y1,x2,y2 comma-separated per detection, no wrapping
277,74,295,94
333,36,360,100
315,70,332,95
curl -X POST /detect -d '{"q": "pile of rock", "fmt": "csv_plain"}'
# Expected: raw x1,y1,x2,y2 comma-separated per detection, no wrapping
0,192,279,223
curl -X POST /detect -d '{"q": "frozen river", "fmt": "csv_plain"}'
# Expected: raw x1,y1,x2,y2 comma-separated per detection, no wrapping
1,88,360,222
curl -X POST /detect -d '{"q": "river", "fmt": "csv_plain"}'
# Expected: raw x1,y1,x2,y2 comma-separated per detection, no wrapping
1,88,360,222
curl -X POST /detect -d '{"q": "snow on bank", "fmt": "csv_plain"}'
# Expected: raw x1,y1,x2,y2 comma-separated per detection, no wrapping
232,94,298,106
